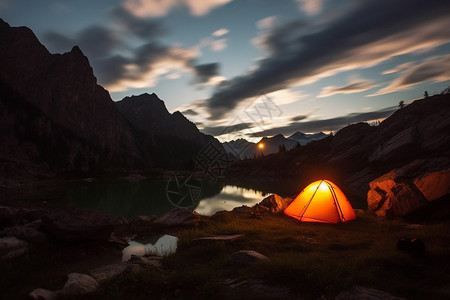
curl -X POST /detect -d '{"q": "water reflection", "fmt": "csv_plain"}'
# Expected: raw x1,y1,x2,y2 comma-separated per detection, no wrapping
122,234,178,261
195,185,266,216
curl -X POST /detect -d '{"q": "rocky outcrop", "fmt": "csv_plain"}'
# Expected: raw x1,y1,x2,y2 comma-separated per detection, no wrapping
116,93,220,169
257,194,293,213
0,18,144,180
367,158,450,218
62,273,99,296
154,209,202,227
40,207,125,240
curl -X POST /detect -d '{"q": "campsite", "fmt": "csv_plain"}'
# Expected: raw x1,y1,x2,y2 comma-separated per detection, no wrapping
2,1,450,299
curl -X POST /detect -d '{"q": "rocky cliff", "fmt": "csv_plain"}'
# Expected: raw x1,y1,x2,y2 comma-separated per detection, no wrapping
0,19,218,185
116,93,220,169
0,19,146,185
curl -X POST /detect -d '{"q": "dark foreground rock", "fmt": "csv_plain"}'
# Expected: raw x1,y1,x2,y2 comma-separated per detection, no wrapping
0,236,28,259
40,207,126,240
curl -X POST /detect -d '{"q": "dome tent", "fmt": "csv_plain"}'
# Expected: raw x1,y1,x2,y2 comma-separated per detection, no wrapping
284,180,356,223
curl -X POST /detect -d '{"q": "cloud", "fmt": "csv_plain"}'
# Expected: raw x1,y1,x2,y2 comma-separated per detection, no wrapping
44,25,122,59
371,54,450,96
111,6,167,39
212,28,229,37
193,63,220,84
382,62,414,75
249,106,397,137
318,79,379,98
206,0,450,119
257,16,276,30
295,0,325,16
123,0,232,18
200,122,255,136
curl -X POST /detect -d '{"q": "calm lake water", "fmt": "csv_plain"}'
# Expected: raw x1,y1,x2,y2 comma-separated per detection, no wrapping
14,178,287,219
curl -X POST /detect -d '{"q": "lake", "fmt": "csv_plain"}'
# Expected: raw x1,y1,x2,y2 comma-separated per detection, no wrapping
5,177,292,219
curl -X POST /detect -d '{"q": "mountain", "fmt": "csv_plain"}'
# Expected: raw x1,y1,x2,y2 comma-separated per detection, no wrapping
223,131,327,159
226,93,450,213
0,19,144,183
0,19,220,185
288,131,328,145
116,93,220,169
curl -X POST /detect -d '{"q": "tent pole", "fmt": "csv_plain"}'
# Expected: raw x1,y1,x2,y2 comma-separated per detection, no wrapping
328,182,346,222
297,179,323,221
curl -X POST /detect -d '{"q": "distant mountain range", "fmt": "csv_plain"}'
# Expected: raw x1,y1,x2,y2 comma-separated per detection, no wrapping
223,132,327,159
0,19,218,185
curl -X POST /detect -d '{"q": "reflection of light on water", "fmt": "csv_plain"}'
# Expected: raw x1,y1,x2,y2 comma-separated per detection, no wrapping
122,234,178,261
195,185,265,216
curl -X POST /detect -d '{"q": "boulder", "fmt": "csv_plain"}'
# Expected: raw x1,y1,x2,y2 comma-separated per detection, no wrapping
29,288,59,300
228,250,269,266
414,169,450,202
257,194,293,213
367,159,450,218
0,224,47,243
62,273,99,296
0,236,28,259
336,286,406,300
40,207,125,240
154,209,201,227
90,262,140,284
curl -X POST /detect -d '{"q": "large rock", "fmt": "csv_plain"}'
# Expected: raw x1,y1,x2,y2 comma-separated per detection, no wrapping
367,158,450,218
29,288,59,300
40,208,125,240
90,262,140,284
228,250,269,266
414,169,450,202
0,236,28,259
62,273,99,296
154,209,202,227
257,194,293,213
1,223,47,243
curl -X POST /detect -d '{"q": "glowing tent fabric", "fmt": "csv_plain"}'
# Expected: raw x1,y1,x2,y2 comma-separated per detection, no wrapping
284,180,356,223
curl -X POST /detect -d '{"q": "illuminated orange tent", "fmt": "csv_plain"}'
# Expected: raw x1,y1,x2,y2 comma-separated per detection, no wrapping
284,180,356,223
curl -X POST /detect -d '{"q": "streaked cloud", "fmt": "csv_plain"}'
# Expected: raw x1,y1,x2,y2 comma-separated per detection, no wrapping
212,28,229,37
382,62,414,75
257,16,276,30
123,0,232,18
206,0,450,119
295,0,325,16
371,54,450,96
318,79,379,98
249,106,397,137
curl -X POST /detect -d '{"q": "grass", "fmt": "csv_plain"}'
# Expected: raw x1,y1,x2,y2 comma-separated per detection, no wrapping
101,211,450,299
2,211,449,299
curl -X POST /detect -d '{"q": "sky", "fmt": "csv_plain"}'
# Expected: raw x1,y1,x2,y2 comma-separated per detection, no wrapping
2,0,450,142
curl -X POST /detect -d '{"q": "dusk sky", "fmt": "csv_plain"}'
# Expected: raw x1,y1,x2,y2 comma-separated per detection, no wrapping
2,0,449,142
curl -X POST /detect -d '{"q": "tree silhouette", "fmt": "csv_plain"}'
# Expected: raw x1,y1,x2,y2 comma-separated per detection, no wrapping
424,91,429,99
398,100,405,109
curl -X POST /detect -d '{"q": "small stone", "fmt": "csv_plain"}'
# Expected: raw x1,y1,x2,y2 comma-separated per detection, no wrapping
29,288,59,300
0,236,28,259
62,273,99,296
154,209,201,227
228,250,269,266
90,262,132,284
